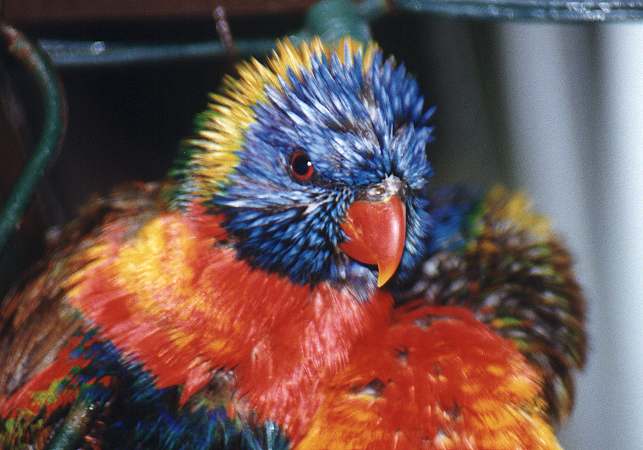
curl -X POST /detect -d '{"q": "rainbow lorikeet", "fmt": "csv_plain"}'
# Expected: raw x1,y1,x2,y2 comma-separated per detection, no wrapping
0,38,585,449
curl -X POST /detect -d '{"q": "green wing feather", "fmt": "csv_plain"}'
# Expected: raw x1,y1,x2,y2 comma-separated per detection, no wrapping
399,186,587,423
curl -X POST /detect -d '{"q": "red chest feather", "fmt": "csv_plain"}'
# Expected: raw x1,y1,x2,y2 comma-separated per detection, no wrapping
34,211,558,449
65,212,392,436
298,305,560,450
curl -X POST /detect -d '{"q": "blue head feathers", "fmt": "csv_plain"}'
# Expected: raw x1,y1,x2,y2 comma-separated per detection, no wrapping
178,38,435,291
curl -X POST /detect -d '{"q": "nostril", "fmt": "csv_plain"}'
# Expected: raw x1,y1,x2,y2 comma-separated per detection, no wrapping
366,185,386,198
361,175,405,202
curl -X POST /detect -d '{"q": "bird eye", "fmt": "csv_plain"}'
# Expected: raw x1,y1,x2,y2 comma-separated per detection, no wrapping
289,150,314,182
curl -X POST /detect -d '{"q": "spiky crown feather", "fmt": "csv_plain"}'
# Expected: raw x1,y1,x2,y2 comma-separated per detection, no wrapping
174,38,378,203
172,37,435,288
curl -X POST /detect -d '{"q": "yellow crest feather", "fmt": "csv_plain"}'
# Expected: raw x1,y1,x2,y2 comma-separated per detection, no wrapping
182,36,379,202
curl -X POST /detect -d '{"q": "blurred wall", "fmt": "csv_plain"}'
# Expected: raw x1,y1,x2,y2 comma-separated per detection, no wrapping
496,22,604,450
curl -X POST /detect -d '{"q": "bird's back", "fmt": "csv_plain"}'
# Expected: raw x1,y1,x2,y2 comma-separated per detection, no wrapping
397,185,586,424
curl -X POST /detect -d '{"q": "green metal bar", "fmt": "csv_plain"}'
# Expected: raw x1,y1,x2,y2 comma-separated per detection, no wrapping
393,0,643,22
40,38,277,69
45,397,98,450
300,0,376,43
0,24,67,254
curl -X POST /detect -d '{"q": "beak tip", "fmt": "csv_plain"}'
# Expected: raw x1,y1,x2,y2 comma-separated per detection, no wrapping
376,264,396,288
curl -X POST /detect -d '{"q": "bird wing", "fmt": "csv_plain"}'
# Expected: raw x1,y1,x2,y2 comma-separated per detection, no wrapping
0,183,165,447
0,182,162,400
397,185,587,424
0,183,290,450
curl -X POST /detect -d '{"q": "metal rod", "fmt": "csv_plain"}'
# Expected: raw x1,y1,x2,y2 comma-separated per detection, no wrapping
393,0,643,22
0,24,67,254
39,38,277,69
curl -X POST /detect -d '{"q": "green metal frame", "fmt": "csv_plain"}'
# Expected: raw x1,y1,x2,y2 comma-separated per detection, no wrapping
0,24,67,254
395,0,643,21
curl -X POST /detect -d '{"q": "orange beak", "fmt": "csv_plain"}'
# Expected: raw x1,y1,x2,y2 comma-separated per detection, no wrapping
339,195,406,287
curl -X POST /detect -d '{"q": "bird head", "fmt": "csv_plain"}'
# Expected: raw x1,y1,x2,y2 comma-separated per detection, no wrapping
173,38,434,295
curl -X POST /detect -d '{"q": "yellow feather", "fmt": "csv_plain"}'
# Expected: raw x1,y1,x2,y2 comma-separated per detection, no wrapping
484,186,552,239
184,36,379,202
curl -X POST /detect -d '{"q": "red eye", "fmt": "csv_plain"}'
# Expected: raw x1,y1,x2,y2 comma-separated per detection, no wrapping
289,150,314,182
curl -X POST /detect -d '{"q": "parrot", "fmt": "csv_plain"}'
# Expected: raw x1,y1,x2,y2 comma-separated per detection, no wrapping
0,37,585,449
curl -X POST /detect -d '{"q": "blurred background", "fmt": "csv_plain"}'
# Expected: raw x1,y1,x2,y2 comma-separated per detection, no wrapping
1,1,642,448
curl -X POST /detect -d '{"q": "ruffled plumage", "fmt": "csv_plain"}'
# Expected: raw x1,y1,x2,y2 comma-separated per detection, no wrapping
0,38,585,449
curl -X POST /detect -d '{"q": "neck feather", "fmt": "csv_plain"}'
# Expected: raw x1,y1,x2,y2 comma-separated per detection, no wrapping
68,208,393,438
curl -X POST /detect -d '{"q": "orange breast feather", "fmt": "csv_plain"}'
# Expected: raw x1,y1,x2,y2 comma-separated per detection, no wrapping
298,305,561,450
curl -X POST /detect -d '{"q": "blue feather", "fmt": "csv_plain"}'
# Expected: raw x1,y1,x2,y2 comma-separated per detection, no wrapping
46,330,291,450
